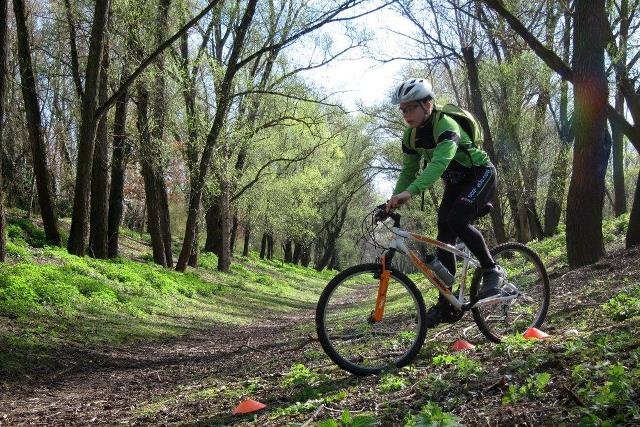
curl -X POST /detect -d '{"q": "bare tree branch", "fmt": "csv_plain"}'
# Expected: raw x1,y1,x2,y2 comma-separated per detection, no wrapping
63,0,83,98
235,0,395,71
232,89,347,111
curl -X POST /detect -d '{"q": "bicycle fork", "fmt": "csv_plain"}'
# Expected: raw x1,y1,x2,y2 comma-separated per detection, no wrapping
370,251,394,323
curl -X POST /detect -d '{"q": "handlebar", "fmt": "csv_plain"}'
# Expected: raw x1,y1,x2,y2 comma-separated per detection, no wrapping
373,203,401,228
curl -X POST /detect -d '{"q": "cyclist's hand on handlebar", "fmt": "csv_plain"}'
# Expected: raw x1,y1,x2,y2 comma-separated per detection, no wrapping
373,203,389,224
386,191,412,212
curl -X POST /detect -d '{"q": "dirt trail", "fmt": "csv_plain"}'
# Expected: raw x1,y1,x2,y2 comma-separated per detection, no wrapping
0,308,317,426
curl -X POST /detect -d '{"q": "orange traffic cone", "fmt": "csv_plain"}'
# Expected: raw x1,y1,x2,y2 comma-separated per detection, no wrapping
523,327,549,340
451,339,475,351
232,399,266,415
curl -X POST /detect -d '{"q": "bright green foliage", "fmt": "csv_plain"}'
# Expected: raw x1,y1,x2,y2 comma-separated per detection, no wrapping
493,333,537,355
0,246,221,322
528,215,630,268
574,363,639,424
0,226,332,377
379,374,407,392
198,253,219,270
7,217,47,247
602,285,640,320
281,363,323,401
431,353,483,378
275,400,320,417
404,402,462,426
502,372,551,405
317,410,378,427
5,239,31,260
571,359,640,425
527,228,567,266
0,276,40,317
601,213,630,244
282,363,319,388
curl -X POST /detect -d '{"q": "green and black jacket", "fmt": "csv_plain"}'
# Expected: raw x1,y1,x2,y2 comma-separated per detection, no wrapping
393,108,490,196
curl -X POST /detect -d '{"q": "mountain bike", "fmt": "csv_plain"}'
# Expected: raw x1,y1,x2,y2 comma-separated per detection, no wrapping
315,204,550,375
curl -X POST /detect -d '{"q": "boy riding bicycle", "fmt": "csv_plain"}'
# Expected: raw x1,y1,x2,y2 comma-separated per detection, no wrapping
385,78,504,328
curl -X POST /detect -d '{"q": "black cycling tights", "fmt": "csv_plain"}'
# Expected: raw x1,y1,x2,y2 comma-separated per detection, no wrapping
436,164,497,276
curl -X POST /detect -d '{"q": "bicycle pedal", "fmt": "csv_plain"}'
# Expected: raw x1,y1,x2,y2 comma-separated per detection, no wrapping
442,310,464,323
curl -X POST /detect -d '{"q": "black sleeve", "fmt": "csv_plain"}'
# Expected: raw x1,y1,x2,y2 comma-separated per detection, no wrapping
436,130,460,144
402,142,418,155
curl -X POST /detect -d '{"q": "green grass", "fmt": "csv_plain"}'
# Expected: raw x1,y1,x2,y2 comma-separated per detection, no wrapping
0,219,331,377
2,213,638,425
528,214,630,268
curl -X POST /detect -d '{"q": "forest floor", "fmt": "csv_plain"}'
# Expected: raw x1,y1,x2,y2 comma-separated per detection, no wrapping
1,225,639,425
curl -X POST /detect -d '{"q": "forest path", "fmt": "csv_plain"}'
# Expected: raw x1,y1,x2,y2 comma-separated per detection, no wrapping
0,303,320,425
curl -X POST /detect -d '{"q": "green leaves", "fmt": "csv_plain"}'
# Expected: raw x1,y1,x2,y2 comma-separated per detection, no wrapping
602,286,640,320
502,372,552,405
404,402,462,427
317,410,378,427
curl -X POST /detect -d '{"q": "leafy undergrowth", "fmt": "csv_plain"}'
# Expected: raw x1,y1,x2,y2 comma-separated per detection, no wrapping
123,215,637,426
1,214,639,426
144,246,637,426
0,214,331,378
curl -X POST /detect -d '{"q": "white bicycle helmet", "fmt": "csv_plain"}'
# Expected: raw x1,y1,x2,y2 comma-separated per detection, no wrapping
391,78,435,104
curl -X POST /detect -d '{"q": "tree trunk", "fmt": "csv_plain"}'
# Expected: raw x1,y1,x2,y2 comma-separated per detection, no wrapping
544,9,572,237
242,225,250,257
544,143,570,236
259,232,267,259
523,88,548,241
292,241,302,265
283,239,292,263
267,234,274,260
566,0,609,267
626,169,640,248
461,45,507,243
204,195,222,254
315,236,335,271
300,245,311,268
502,175,530,243
175,0,258,271
151,0,173,267
13,0,61,246
612,91,627,216
316,205,348,271
137,84,167,266
107,72,131,258
156,173,173,266
67,0,110,255
217,179,231,272
0,0,7,261
188,218,200,267
89,29,110,258
230,212,238,254
612,0,629,217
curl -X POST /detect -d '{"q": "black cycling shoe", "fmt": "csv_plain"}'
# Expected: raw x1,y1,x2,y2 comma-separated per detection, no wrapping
477,265,505,300
424,298,463,328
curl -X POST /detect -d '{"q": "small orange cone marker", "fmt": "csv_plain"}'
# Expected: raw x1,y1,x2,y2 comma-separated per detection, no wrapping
451,339,475,351
232,399,266,415
523,327,549,340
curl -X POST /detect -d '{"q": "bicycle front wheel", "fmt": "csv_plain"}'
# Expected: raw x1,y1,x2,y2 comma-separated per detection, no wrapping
470,243,550,343
315,264,427,375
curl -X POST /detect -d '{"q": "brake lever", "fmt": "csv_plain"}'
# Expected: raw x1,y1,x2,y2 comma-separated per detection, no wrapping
372,203,390,225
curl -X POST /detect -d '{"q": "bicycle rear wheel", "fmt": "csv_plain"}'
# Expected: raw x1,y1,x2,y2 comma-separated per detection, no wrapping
315,263,427,375
470,243,550,343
